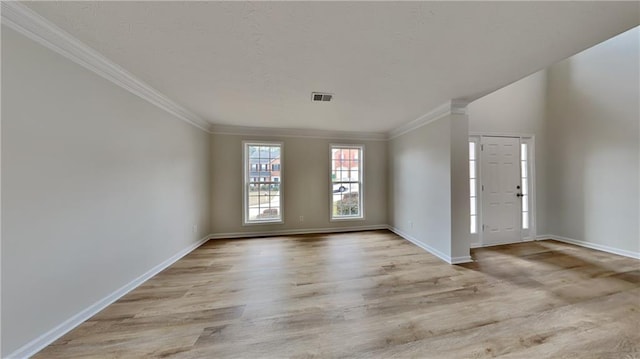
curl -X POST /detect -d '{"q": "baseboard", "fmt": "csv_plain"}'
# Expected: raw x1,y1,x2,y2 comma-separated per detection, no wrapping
450,255,474,264
476,238,536,248
211,225,474,264
540,234,640,260
470,242,481,248
386,226,472,264
6,235,211,359
209,224,388,239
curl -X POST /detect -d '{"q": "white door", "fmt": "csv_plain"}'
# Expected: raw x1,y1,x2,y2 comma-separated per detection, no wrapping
481,136,522,245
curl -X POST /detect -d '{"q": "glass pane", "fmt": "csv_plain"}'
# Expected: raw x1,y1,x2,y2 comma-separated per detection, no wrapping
351,169,360,182
522,195,528,212
331,146,363,218
470,197,476,216
521,161,527,178
470,215,477,233
470,179,476,197
469,142,475,160
334,186,360,216
521,178,528,195
522,212,529,229
249,145,260,159
521,143,527,161
246,143,282,223
351,183,360,196
469,160,476,178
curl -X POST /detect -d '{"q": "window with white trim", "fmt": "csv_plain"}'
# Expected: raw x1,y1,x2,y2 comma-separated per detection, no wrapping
520,143,529,229
330,145,363,220
469,139,479,233
243,142,283,224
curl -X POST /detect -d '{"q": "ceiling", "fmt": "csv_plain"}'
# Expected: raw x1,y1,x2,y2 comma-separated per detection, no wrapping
25,1,639,134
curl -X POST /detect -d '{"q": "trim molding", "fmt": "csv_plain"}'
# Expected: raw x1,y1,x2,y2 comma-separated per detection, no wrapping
6,235,211,359
0,1,475,142
450,255,474,265
387,226,473,264
209,225,388,239
474,238,535,248
0,2,480,142
212,225,474,264
539,234,640,260
211,124,387,141
388,100,469,140
388,102,451,140
0,1,212,133
469,131,535,138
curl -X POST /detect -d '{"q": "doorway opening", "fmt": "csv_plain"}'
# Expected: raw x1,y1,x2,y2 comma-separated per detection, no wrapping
469,135,536,247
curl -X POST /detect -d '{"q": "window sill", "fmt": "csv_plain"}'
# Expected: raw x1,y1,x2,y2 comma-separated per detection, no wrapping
330,216,365,222
243,220,284,226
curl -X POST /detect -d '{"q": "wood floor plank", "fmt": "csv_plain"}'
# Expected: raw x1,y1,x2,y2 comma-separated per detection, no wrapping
33,231,640,358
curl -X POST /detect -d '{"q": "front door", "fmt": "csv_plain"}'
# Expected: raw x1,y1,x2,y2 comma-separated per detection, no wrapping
481,136,522,245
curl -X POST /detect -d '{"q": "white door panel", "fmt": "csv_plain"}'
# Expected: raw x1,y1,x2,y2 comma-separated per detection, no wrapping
481,137,521,245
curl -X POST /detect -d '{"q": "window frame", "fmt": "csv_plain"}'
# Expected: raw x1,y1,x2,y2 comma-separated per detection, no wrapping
243,141,284,225
519,137,535,239
468,138,480,234
329,144,365,221
520,142,529,230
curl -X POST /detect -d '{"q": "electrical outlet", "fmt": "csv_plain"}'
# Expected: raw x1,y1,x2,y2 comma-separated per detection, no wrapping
409,220,413,229
299,216,304,222
192,224,198,233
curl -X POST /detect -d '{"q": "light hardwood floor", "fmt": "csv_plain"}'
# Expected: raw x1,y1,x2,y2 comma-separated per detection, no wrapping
34,230,640,358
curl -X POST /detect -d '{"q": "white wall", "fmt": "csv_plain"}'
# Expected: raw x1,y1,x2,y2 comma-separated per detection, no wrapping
388,112,470,262
1,27,211,356
546,27,639,255
468,26,639,256
210,134,387,235
449,114,472,260
467,70,548,239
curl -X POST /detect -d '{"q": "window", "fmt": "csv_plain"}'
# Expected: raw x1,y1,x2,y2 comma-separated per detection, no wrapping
331,145,363,220
243,142,283,224
520,143,529,229
469,140,479,233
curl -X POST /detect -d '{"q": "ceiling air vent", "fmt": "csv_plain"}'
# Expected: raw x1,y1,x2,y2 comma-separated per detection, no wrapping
311,92,333,102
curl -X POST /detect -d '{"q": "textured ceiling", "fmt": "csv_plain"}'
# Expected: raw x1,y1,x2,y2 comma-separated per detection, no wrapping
25,1,639,133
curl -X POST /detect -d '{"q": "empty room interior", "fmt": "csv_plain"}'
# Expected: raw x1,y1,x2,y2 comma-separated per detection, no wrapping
2,1,639,358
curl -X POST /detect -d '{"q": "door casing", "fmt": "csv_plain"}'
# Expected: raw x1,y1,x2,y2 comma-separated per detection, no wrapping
469,133,537,247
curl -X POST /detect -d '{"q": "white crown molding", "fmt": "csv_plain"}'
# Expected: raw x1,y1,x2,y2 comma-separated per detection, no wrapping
1,1,212,133
210,124,387,141
1,2,475,142
388,102,451,140
469,131,535,138
451,99,470,115
6,234,211,359
388,99,470,140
